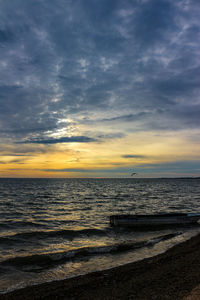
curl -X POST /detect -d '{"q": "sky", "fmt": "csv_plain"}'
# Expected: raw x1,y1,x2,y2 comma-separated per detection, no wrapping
0,0,200,178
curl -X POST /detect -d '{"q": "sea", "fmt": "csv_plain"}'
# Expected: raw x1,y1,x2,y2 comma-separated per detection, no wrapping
0,178,199,294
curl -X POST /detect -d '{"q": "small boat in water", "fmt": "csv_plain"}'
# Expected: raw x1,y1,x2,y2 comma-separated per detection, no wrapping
110,213,200,227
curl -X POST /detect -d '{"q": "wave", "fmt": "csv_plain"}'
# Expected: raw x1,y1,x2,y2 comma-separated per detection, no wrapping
0,236,20,245
0,232,181,271
0,221,47,229
0,228,107,243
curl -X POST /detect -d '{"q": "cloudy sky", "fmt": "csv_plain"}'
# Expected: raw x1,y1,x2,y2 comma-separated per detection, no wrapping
0,0,200,178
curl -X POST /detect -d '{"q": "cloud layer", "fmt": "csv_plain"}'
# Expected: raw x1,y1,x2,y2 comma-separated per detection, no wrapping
17,136,96,144
0,0,200,176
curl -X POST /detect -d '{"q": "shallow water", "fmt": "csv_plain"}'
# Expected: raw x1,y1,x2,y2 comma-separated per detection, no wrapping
0,178,199,293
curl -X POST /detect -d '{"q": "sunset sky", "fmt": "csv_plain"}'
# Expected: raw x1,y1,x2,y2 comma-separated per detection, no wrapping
0,0,200,178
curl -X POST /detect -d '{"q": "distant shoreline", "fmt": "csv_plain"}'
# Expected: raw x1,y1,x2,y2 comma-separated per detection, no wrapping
1,233,200,300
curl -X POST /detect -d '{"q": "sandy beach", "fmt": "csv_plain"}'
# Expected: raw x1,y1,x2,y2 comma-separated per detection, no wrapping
0,233,199,300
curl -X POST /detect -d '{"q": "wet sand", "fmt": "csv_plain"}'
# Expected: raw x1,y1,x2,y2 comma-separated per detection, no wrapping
0,233,200,300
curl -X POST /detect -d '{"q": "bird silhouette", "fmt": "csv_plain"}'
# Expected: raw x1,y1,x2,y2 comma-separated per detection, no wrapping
131,172,137,176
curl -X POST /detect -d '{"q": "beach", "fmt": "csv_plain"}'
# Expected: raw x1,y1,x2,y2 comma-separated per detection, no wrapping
0,233,199,300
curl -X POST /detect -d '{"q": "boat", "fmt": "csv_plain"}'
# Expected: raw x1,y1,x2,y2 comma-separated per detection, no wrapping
110,213,200,227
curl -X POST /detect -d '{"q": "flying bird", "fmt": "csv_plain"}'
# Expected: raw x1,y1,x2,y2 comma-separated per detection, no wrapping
131,172,137,176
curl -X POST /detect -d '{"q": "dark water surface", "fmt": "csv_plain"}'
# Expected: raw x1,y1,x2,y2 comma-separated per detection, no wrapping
0,178,199,293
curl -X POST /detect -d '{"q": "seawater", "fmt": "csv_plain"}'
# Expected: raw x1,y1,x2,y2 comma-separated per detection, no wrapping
0,178,199,293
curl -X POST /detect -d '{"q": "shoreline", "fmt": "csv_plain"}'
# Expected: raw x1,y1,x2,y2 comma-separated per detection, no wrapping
0,233,200,300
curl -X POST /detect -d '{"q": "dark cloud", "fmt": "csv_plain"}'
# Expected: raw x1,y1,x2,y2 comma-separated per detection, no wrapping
0,159,27,164
0,0,199,143
122,155,146,159
96,133,124,139
102,113,150,123
17,136,96,144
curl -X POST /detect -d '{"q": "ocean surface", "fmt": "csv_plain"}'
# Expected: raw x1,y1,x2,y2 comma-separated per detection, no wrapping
0,178,200,293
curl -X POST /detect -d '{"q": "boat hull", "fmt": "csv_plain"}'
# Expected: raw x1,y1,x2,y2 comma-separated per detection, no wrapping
110,213,200,228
